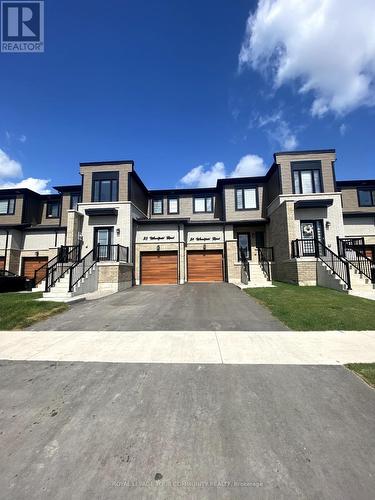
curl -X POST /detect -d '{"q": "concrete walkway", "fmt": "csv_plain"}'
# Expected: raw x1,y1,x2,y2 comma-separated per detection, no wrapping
1,330,375,364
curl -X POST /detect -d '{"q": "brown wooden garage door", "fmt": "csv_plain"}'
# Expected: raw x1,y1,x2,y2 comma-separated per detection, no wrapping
187,250,223,282
141,252,178,285
0,257,5,271
22,257,48,279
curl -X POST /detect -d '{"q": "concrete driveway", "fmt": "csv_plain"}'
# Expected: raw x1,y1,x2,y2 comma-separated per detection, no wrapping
1,360,374,499
29,283,287,331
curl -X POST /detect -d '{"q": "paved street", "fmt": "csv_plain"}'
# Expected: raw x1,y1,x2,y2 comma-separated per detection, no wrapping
27,283,288,331
0,360,374,499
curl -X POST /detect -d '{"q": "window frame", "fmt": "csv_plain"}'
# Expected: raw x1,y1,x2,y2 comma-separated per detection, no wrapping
92,178,118,203
0,197,16,216
357,188,375,207
152,198,164,215
291,161,324,195
193,195,214,214
167,197,179,215
237,232,251,261
235,186,259,211
70,193,81,210
46,200,61,219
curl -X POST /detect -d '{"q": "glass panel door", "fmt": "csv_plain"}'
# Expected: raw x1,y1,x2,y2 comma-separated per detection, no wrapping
300,221,325,256
95,228,111,260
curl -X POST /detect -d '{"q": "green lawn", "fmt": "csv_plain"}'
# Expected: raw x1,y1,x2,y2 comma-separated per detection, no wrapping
0,292,68,330
245,282,375,331
346,364,375,388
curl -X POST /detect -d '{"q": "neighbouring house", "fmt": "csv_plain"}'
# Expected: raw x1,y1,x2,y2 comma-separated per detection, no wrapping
1,149,374,300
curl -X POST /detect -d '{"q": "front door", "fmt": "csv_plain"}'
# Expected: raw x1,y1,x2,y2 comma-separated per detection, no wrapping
300,220,325,256
94,228,112,260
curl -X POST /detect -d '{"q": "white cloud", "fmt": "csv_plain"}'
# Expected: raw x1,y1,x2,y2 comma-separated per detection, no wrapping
230,154,267,177
180,162,226,188
239,0,375,116
0,148,23,178
339,123,347,136
0,177,51,194
19,135,27,143
252,111,298,149
179,154,267,187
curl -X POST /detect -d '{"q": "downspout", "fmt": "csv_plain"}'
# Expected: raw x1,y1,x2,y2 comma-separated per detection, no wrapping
4,230,9,271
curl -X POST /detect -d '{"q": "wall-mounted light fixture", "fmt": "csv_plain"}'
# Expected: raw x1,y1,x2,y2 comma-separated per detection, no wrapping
325,221,331,229
116,228,120,236
156,245,160,252
35,251,39,257
203,244,206,251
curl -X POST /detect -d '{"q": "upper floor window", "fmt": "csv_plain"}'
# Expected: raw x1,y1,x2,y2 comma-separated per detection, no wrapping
358,189,375,207
93,179,118,202
235,187,257,210
292,161,323,194
168,197,179,214
0,198,15,215
70,193,81,210
46,200,60,218
152,199,163,215
194,196,213,213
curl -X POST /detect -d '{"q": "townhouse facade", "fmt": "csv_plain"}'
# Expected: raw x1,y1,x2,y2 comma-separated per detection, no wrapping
1,149,374,299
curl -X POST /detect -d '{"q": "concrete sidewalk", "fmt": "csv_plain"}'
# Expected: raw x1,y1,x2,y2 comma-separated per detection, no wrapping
1,330,375,365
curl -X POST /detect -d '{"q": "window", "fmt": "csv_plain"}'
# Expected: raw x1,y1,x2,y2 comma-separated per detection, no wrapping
70,193,81,210
93,179,118,202
152,199,163,215
0,198,15,215
46,200,60,218
237,233,251,260
292,161,323,194
168,198,179,214
358,189,375,207
194,196,213,213
235,187,257,210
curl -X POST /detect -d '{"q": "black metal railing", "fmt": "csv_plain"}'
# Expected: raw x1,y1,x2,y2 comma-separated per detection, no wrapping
45,245,81,292
57,245,81,263
68,244,129,292
258,247,273,281
95,244,129,262
34,245,81,286
292,239,351,290
339,239,375,283
69,248,96,292
240,248,250,285
337,237,365,257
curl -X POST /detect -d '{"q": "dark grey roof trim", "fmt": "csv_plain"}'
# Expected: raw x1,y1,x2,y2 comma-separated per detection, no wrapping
294,199,333,209
53,184,81,192
342,212,375,218
80,160,134,166
337,179,375,187
85,208,118,216
274,149,335,159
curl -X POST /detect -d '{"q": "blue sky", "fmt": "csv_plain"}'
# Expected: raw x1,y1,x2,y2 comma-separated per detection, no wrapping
0,0,374,193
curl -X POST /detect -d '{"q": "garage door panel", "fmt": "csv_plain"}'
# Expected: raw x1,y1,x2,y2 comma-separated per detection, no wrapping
23,257,48,279
141,252,178,285
188,251,223,282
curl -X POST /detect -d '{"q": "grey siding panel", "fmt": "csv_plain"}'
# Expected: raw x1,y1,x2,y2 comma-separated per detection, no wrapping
341,187,375,213
224,184,266,221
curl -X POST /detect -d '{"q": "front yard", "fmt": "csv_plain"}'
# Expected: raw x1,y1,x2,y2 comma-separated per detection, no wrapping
245,282,375,331
0,292,68,330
